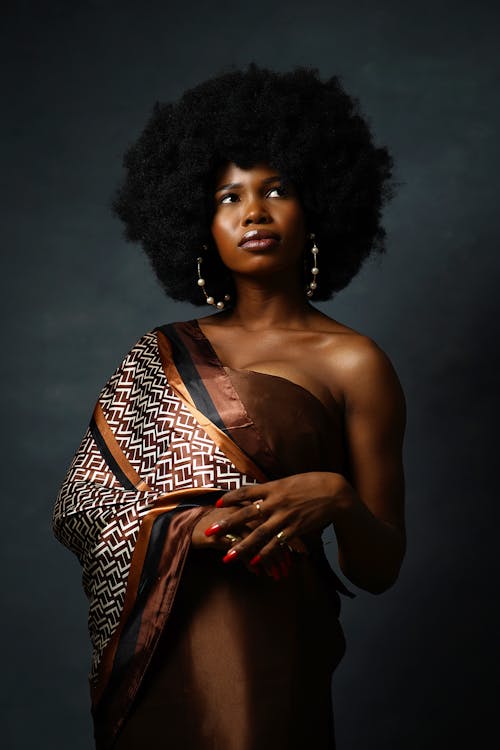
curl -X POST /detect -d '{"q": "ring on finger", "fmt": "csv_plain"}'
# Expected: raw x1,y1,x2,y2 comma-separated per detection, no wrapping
253,500,264,517
223,533,242,544
276,530,288,545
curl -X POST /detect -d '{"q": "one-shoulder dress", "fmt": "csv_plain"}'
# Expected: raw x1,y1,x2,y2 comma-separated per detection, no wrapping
53,321,353,749
113,363,349,750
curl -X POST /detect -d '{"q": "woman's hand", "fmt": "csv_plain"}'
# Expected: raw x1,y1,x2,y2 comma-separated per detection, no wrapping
192,507,245,550
200,328,406,594
192,506,294,580
204,472,356,566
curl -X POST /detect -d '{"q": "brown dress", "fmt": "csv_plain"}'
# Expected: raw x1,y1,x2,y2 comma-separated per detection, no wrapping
113,368,348,750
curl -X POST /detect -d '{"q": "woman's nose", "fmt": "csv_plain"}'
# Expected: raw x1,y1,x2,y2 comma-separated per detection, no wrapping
242,196,271,225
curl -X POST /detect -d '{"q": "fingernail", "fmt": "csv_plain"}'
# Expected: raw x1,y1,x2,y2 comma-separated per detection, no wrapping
222,549,239,563
250,554,262,567
204,523,221,537
215,497,224,508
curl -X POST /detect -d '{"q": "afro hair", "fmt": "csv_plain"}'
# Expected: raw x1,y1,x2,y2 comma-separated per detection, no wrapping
111,63,395,305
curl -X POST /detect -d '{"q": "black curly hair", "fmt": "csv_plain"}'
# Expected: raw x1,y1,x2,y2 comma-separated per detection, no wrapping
111,63,395,305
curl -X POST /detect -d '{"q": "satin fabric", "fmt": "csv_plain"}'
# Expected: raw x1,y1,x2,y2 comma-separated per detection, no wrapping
113,368,347,750
54,321,352,749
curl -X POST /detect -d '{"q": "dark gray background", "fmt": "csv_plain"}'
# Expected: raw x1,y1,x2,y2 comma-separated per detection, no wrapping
2,0,499,747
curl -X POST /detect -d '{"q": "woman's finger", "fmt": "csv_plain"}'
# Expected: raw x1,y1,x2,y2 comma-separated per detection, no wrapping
216,482,274,507
253,526,298,565
204,502,270,537
221,519,286,564
248,545,293,580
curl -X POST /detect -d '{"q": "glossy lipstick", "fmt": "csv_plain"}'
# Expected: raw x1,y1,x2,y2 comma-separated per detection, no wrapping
238,229,280,250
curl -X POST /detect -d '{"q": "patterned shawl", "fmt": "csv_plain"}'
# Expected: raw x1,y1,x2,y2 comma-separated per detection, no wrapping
53,320,351,748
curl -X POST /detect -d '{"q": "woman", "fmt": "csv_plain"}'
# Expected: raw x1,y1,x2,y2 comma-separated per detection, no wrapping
53,64,406,749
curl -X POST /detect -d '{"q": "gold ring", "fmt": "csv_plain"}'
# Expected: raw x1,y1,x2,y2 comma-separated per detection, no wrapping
223,533,241,544
253,500,264,516
276,530,287,545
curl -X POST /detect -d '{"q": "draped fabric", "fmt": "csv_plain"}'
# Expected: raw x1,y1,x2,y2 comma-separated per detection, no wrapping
53,320,353,749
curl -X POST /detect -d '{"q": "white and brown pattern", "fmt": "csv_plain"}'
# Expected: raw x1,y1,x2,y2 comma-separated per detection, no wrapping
53,330,257,683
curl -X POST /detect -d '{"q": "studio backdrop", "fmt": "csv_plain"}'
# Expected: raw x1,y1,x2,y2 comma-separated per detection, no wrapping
1,1,498,748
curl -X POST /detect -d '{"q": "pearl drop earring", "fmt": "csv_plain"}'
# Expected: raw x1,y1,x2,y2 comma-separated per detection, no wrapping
197,249,231,310
306,234,319,298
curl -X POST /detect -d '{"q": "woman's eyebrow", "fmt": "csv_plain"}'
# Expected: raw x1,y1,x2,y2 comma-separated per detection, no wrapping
215,182,241,193
215,175,282,193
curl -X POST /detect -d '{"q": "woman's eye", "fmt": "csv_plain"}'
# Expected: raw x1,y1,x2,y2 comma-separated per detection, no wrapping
267,186,288,198
219,193,239,204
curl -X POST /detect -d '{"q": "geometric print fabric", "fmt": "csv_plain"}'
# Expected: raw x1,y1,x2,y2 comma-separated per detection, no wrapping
53,330,256,684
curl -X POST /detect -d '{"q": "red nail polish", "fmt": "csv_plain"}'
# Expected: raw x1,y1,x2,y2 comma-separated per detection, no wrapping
250,554,262,566
222,549,239,563
204,523,221,537
215,497,224,508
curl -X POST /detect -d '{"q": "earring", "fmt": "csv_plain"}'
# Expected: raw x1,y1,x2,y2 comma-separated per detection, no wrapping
197,248,231,310
306,234,319,298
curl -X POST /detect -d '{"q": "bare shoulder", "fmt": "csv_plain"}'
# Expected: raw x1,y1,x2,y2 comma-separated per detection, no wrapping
313,316,406,420
327,326,397,381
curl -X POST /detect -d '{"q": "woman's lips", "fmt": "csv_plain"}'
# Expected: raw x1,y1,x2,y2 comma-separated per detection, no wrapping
238,229,280,248
239,238,280,250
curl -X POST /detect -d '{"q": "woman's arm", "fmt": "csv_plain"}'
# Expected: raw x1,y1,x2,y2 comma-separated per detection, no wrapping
330,336,406,593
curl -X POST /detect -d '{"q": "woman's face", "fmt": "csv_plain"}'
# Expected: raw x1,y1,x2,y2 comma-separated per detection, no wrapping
211,162,307,280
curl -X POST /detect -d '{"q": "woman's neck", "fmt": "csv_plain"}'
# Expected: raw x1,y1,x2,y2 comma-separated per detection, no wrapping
227,276,314,331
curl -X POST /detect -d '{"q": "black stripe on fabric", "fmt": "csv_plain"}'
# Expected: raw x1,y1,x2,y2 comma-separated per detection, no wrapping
157,323,229,435
109,513,172,682
107,494,216,688
89,416,136,492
